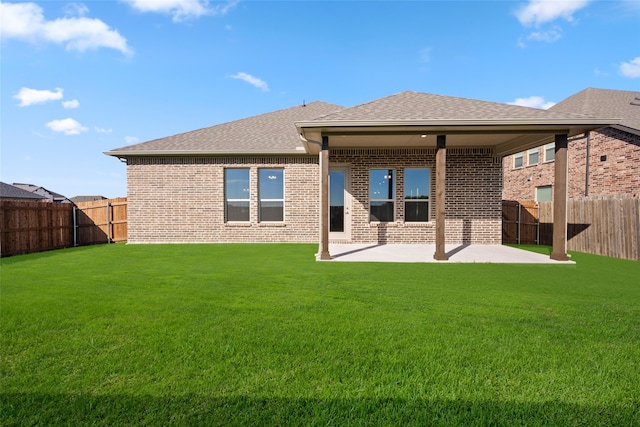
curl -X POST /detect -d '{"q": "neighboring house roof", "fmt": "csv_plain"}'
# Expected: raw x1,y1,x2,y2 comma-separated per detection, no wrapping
550,88,640,135
0,182,46,200
70,195,107,203
12,183,70,202
106,101,344,157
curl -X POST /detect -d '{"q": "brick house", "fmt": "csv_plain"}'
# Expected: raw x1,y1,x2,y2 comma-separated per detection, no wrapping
106,91,613,261
503,88,640,201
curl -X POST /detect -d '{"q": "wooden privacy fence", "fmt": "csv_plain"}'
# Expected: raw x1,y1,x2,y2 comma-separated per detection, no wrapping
503,196,640,261
502,200,540,245
74,198,127,245
0,198,127,257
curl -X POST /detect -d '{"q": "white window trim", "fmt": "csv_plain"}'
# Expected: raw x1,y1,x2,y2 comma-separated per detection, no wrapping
527,148,539,166
513,152,524,169
543,143,555,163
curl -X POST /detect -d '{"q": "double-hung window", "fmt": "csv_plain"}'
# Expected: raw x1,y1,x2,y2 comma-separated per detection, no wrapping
513,152,523,169
528,148,539,166
225,168,250,222
404,168,430,222
370,169,394,222
544,143,555,162
259,168,284,222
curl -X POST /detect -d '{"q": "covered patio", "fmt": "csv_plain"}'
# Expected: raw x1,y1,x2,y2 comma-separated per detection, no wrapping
329,243,574,264
296,92,616,263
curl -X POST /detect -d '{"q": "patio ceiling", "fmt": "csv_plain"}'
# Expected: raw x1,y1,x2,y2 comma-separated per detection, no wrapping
296,119,615,157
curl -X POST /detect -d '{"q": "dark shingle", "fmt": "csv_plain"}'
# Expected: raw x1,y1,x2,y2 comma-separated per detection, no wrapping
0,182,46,200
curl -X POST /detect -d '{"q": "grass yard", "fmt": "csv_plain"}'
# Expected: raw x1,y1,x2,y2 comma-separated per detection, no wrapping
1,244,639,426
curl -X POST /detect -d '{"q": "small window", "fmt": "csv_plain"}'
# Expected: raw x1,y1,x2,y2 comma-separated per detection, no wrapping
544,143,555,162
513,152,523,169
370,169,394,222
404,168,430,222
536,185,552,202
259,168,284,222
225,168,250,222
528,148,539,166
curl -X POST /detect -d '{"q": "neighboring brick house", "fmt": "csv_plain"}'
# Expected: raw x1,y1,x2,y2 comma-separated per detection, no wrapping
503,88,640,201
107,91,612,261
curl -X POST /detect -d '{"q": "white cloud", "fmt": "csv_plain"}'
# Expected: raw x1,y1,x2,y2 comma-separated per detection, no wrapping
515,0,590,27
526,26,562,43
46,118,88,135
509,96,556,110
123,0,238,22
620,57,640,78
0,2,131,55
230,72,269,92
95,126,113,134
14,87,64,107
419,47,432,64
64,3,90,17
62,99,80,109
125,136,139,144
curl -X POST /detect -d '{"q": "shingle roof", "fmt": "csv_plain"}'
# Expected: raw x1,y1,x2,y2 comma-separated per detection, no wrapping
550,88,640,132
107,101,344,156
311,90,591,122
12,183,68,201
0,182,46,200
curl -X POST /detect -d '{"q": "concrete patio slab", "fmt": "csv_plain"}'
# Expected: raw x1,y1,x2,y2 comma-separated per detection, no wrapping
326,244,575,264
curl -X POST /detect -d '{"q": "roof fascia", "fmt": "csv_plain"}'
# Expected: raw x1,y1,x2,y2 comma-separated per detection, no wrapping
611,124,640,137
295,118,618,130
104,149,311,158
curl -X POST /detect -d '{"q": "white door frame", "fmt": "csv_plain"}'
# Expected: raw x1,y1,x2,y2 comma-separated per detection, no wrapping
329,165,351,241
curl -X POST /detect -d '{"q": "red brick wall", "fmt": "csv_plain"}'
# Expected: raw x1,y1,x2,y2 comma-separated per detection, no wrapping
503,128,640,200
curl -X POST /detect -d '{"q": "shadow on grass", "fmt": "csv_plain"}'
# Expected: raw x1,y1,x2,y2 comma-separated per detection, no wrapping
2,393,637,426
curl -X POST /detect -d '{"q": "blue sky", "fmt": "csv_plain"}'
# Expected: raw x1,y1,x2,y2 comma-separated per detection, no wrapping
1,0,638,198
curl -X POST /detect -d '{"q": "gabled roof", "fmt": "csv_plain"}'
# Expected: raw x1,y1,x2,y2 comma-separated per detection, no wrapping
296,91,618,157
549,88,640,134
106,101,344,157
12,183,68,202
311,90,590,122
0,182,46,200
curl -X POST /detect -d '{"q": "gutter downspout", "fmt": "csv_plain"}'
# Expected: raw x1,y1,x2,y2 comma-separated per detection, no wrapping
298,133,322,149
567,132,590,198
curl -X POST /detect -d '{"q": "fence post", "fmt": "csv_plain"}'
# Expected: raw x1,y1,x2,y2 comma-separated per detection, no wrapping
536,203,540,245
73,205,77,247
106,201,112,244
517,203,521,245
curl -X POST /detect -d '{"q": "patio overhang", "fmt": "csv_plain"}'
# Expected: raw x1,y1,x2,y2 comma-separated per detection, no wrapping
295,118,616,157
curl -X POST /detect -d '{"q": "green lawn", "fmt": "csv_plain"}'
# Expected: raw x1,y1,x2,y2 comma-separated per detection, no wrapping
1,244,639,426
